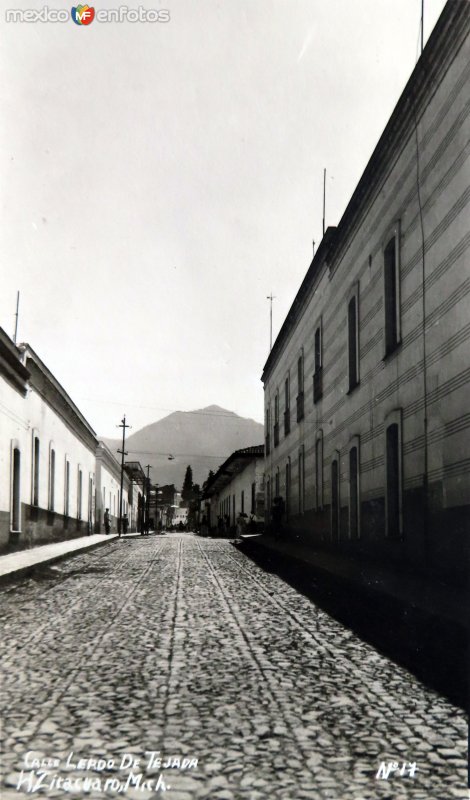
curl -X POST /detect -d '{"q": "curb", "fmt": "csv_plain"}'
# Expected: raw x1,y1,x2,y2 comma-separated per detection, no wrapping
0,535,120,585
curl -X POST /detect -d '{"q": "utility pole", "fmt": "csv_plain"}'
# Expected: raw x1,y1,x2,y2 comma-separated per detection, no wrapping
13,291,20,345
267,293,276,351
322,168,326,237
117,415,131,537
145,464,152,535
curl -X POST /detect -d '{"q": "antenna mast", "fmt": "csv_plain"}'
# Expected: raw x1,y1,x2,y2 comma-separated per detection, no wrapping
13,291,20,344
267,293,276,351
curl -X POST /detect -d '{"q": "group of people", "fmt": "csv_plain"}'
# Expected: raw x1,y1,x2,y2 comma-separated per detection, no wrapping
103,509,129,536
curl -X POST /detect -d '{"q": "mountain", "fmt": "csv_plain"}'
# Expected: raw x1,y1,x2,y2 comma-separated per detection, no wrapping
101,405,264,488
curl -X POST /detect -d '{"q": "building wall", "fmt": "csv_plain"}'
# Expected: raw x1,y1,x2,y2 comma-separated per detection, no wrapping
214,458,265,528
1,375,97,550
95,444,131,533
263,11,469,582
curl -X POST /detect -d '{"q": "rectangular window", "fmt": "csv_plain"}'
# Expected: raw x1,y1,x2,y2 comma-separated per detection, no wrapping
77,469,83,520
349,446,359,538
297,354,303,394
331,456,339,540
313,325,323,403
384,230,401,355
65,460,70,516
265,404,271,455
296,354,304,422
315,437,323,509
12,447,21,532
251,482,256,514
298,447,305,514
274,392,279,447
386,423,401,538
49,448,55,511
284,376,290,435
33,436,40,506
241,490,244,514
348,295,359,391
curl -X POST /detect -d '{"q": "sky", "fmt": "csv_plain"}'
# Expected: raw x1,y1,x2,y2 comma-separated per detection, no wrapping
0,0,448,437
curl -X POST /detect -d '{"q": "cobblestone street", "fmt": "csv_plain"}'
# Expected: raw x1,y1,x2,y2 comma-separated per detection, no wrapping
0,534,467,800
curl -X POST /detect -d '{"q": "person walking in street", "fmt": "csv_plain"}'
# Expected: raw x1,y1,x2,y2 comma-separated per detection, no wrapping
104,508,111,535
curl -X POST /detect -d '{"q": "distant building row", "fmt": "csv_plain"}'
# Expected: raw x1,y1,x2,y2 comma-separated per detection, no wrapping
0,330,147,551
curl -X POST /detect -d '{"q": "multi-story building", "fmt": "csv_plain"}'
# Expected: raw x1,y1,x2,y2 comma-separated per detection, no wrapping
262,0,469,585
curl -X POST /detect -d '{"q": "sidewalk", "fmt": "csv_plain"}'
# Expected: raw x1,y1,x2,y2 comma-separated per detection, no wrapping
0,533,119,582
238,533,469,629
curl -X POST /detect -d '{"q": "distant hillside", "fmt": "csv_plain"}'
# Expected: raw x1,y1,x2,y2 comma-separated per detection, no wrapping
101,405,263,488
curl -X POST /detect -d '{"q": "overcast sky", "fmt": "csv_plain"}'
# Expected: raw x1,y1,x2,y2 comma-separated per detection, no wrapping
0,0,447,437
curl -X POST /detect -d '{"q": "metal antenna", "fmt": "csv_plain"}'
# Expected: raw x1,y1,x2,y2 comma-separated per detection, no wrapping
117,415,131,536
421,0,424,53
13,291,20,344
267,293,276,351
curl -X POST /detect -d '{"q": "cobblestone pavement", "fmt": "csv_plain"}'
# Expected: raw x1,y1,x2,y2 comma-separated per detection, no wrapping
0,534,467,800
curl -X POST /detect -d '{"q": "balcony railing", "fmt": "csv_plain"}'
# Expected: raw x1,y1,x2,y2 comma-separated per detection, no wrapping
265,434,270,456
273,422,279,447
284,409,290,437
296,392,304,422
313,368,323,403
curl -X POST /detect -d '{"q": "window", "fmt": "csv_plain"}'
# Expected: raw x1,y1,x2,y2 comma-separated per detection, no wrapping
11,446,21,532
232,494,235,525
241,490,245,514
274,392,279,447
251,482,256,514
284,375,290,435
385,413,403,538
296,352,304,422
88,475,93,528
266,477,271,520
298,446,305,514
65,459,70,516
265,404,271,455
384,225,401,355
331,452,340,541
349,438,360,538
49,446,56,511
77,468,83,520
348,286,360,391
313,322,323,403
32,435,40,506
315,432,323,510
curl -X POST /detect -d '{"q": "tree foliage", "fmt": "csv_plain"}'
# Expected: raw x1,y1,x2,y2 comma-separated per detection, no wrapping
181,465,193,505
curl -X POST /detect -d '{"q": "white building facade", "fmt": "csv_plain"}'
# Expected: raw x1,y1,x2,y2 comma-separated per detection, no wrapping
0,337,98,550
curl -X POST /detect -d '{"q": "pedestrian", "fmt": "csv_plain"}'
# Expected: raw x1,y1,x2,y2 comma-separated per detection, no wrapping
104,508,111,535
122,514,128,534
